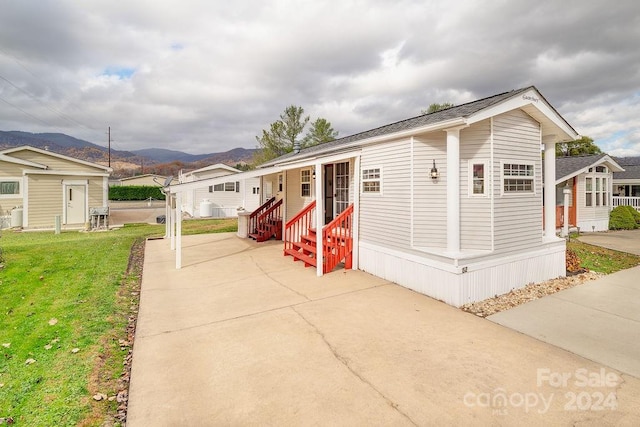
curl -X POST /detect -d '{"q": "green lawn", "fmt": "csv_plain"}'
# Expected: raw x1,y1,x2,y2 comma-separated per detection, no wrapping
0,218,237,426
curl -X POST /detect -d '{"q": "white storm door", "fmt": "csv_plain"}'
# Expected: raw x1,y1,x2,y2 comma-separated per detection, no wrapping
334,162,350,216
66,185,86,224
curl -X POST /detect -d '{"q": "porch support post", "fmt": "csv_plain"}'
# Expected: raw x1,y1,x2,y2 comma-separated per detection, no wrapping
315,161,324,277
446,127,463,254
562,187,571,237
176,191,182,269
313,163,324,276
352,155,361,270
164,194,170,238
170,194,175,250
543,137,557,240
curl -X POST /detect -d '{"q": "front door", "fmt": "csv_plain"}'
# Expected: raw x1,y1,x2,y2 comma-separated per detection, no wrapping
324,165,333,224
66,185,86,224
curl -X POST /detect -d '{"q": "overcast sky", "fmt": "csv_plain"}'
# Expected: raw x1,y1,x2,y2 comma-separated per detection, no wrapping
0,0,639,156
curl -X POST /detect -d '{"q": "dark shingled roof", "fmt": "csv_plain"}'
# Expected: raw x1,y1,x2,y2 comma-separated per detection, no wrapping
613,164,640,180
259,86,536,167
555,154,608,181
613,156,640,166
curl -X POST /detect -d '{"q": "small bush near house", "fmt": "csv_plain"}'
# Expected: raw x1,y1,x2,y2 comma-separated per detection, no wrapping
109,185,165,201
609,205,640,230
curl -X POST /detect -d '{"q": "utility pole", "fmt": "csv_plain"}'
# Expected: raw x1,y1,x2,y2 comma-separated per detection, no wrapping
108,126,111,167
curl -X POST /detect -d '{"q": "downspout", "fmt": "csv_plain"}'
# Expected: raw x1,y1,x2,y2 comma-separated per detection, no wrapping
490,118,494,251
315,160,323,276
176,191,182,269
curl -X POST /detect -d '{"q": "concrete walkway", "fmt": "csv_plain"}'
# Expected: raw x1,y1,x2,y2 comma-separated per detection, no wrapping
128,233,640,425
577,229,640,255
489,266,640,378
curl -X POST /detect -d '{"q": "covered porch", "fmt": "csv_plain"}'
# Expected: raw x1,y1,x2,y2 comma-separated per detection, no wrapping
164,151,360,276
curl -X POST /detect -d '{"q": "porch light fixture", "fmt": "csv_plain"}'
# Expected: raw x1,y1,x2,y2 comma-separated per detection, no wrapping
430,159,439,180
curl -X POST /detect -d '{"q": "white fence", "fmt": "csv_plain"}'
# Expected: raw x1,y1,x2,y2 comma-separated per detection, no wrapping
612,196,640,211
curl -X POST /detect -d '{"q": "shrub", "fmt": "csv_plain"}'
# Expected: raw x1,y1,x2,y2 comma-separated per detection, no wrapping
609,205,638,230
109,185,165,201
627,205,640,225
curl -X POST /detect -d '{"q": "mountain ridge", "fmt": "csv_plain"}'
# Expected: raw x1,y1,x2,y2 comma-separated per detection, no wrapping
0,131,257,175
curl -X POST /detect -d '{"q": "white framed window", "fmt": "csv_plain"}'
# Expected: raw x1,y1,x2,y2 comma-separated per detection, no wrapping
0,178,21,197
502,162,535,194
586,168,609,207
213,183,224,192
252,187,260,194
224,182,235,192
278,174,283,192
235,181,240,193
468,161,488,196
300,169,311,197
362,167,381,194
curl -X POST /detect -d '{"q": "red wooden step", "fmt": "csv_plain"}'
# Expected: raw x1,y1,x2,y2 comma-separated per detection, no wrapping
292,241,316,255
284,248,317,267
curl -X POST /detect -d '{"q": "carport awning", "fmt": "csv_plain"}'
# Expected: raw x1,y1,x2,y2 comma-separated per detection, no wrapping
166,165,285,194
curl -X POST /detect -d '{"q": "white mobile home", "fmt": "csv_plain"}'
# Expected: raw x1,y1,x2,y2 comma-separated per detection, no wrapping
167,86,578,307
178,163,260,217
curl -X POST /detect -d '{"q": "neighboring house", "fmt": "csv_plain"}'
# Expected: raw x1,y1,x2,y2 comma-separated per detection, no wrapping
0,146,111,228
554,154,624,232
116,174,174,187
178,163,260,217
166,86,578,307
612,156,640,211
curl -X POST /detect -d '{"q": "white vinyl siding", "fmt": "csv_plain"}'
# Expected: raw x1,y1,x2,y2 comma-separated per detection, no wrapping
360,139,413,251
460,120,492,250
492,110,543,252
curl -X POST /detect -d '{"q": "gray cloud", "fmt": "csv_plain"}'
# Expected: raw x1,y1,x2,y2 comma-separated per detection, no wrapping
0,0,639,156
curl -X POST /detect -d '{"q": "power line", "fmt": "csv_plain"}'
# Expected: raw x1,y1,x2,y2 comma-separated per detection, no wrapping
0,47,106,143
0,73,94,131
0,95,57,127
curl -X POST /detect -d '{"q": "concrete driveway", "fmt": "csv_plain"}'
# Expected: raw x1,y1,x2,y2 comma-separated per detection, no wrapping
577,229,640,255
127,233,640,425
489,229,640,379
108,201,166,226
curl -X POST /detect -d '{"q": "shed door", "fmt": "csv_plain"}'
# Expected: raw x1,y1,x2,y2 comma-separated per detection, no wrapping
66,185,86,224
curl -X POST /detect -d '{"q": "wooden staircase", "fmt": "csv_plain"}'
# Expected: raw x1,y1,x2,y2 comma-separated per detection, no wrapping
248,197,283,242
284,201,354,273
